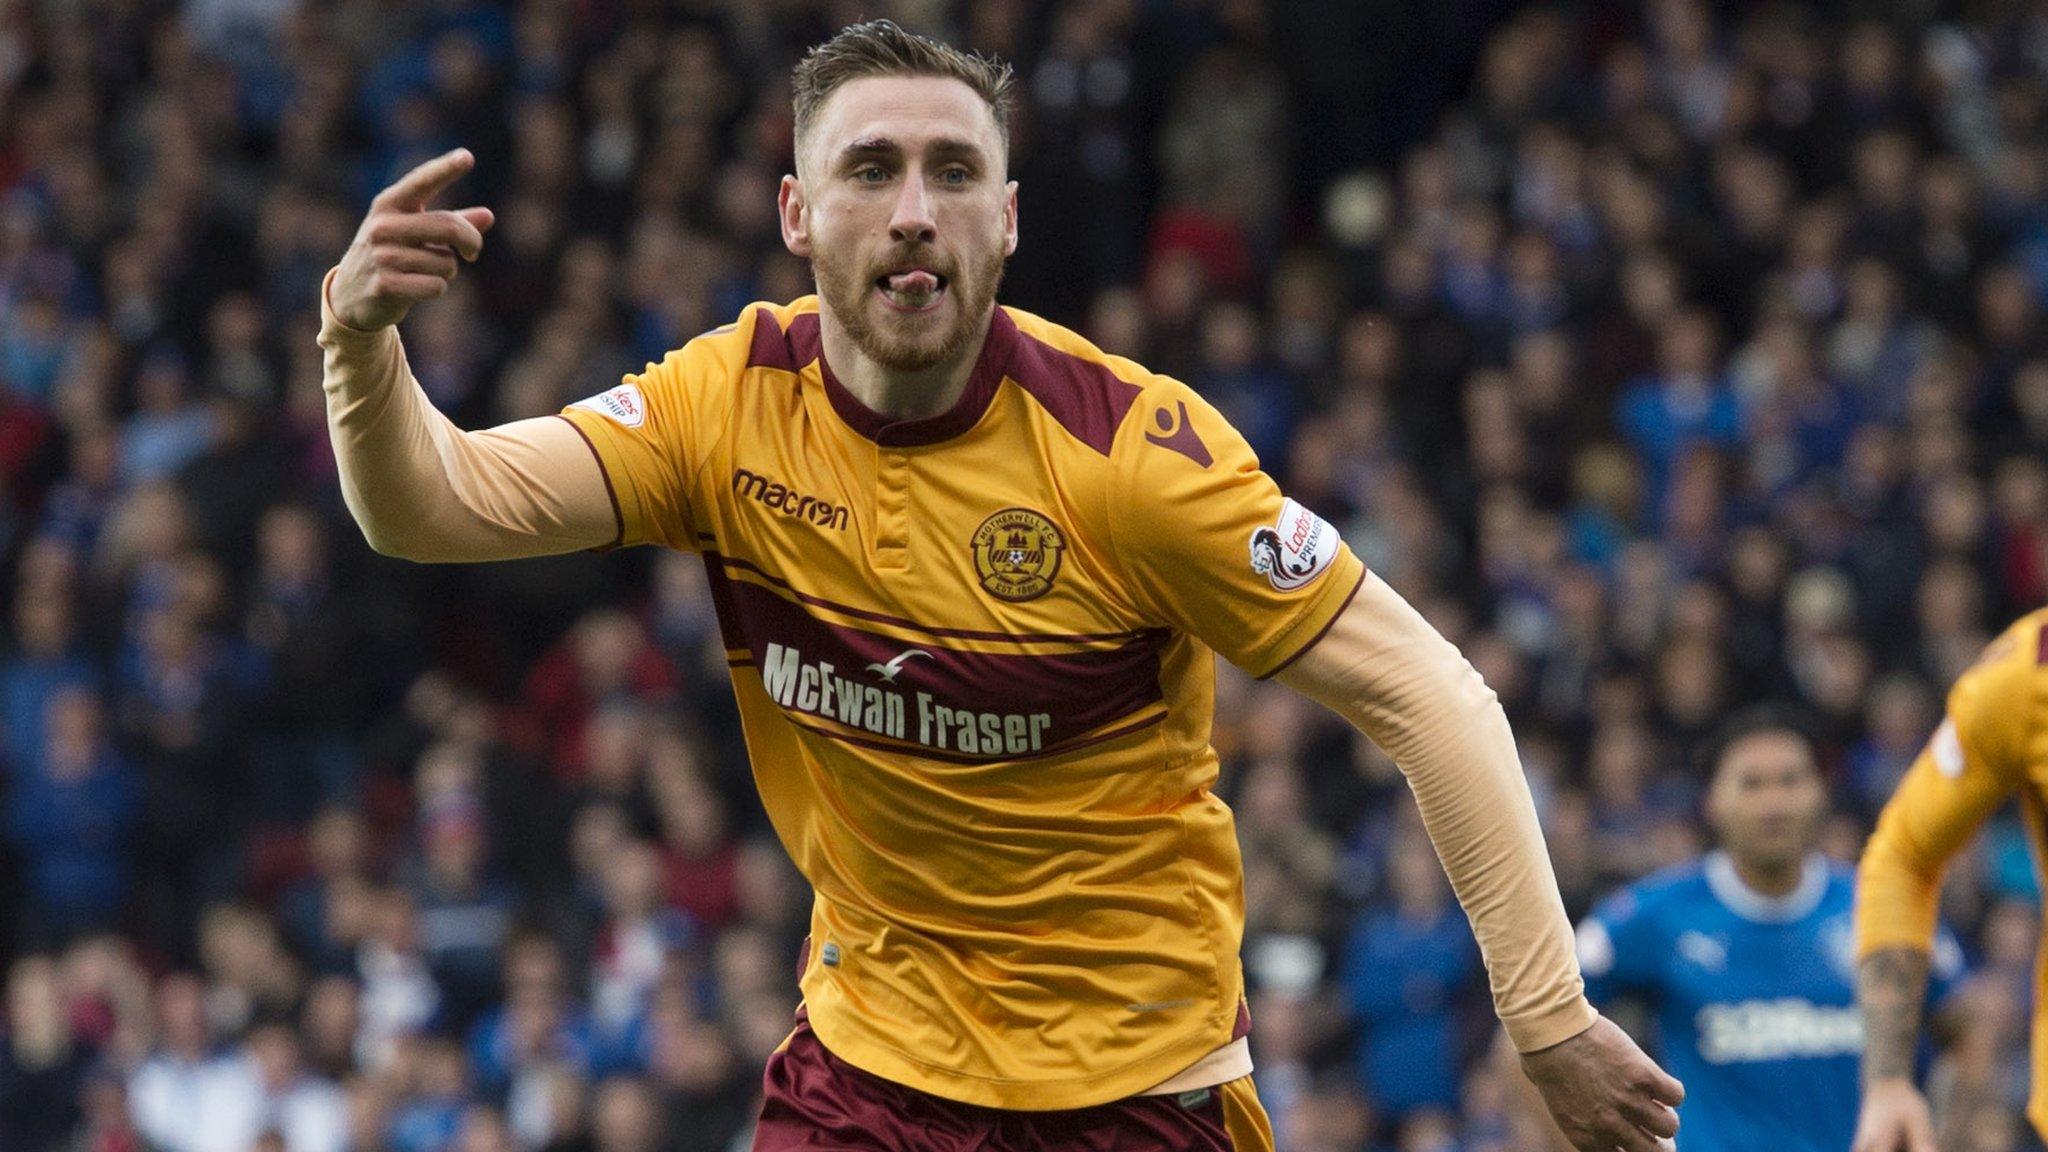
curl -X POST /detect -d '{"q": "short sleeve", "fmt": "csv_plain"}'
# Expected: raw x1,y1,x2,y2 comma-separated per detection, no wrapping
558,319,742,552
1575,889,1660,1004
1943,626,2044,782
1108,382,1366,677
1858,623,2042,957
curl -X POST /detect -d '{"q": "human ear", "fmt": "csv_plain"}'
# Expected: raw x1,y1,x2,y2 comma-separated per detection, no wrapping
1002,180,1018,258
779,175,812,258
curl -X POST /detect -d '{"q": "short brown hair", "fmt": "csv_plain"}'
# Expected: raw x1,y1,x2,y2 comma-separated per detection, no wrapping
791,19,1015,169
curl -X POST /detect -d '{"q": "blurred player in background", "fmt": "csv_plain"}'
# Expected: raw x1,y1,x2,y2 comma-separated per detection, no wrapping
1856,609,2048,1152
318,19,1681,1152
1577,709,1961,1152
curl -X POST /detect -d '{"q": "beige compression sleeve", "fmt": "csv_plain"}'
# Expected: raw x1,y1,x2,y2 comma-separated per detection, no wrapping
1277,572,1596,1054
318,269,620,561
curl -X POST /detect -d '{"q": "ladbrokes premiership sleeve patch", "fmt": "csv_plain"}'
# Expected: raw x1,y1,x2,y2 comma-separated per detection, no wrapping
1929,718,1964,779
1250,498,1339,592
557,356,699,551
570,382,648,428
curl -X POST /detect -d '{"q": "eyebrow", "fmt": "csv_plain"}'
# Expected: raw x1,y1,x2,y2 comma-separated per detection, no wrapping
838,136,989,167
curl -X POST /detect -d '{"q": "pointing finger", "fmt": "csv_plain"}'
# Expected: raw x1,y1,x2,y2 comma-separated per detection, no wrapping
373,148,476,213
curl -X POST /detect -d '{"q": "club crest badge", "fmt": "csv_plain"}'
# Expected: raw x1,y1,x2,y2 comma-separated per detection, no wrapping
972,508,1064,602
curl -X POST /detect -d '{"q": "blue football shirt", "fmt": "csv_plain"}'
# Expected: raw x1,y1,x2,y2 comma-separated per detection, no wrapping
1576,852,1962,1152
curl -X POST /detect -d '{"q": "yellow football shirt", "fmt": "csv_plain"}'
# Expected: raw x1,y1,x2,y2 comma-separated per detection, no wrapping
1858,607,2048,1135
558,296,1366,1109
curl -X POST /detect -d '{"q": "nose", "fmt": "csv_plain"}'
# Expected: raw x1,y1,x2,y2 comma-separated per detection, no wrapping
889,173,936,245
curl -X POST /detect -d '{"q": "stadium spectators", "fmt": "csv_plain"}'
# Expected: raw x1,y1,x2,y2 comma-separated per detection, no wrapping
0,1,2044,1149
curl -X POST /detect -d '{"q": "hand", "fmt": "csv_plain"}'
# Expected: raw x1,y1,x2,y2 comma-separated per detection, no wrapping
329,148,495,331
1852,1078,1936,1152
1520,1016,1684,1152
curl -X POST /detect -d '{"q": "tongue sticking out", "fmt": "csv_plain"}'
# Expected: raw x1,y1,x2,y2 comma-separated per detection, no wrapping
887,271,940,294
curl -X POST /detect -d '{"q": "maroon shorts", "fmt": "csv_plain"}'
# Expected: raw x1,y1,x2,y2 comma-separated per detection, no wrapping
751,1017,1275,1152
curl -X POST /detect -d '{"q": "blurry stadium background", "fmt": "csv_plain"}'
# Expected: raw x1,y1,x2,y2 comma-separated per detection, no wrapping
1,0,2046,1150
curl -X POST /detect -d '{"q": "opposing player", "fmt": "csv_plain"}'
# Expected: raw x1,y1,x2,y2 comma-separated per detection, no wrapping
319,20,1681,1151
1855,609,2048,1152
1576,710,1960,1152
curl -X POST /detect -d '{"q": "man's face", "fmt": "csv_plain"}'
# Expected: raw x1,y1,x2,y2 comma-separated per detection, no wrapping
781,75,1018,372
1708,730,1825,871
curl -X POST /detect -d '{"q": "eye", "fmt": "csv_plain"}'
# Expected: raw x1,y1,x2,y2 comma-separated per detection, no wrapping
855,165,889,184
937,166,971,185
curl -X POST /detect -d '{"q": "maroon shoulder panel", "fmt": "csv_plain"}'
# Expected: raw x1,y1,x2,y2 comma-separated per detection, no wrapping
746,306,790,371
747,306,827,373
786,310,823,368
1004,321,1144,457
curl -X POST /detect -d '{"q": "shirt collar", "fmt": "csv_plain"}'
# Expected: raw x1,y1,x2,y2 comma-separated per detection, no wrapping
817,306,1018,448
1703,850,1829,923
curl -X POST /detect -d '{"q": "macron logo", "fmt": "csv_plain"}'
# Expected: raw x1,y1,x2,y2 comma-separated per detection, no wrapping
866,649,932,683
732,468,852,532
1144,400,1213,468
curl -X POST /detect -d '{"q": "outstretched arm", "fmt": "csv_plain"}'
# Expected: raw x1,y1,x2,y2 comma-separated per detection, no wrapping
321,148,618,562
1276,573,1683,1152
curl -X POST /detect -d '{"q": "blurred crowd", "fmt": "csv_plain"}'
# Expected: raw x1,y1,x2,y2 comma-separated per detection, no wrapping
0,0,2046,1150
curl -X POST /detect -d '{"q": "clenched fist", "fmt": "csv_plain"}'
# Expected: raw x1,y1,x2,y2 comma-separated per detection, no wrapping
329,148,495,331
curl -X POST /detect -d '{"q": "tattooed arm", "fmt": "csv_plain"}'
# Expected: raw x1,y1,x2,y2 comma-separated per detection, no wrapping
1858,946,1930,1085
1852,626,2040,1152
1851,947,1935,1152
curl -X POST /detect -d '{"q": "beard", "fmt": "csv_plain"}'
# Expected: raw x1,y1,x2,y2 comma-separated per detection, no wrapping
812,238,1007,373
